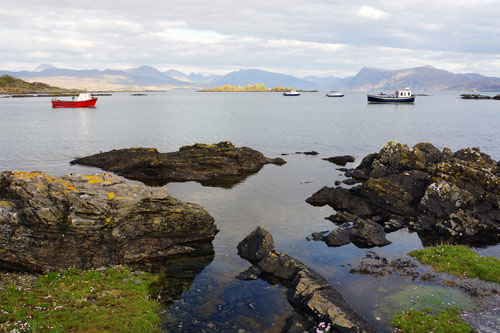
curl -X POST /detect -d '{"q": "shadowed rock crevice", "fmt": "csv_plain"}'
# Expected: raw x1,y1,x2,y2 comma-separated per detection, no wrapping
0,171,218,272
237,227,378,333
70,141,286,188
307,142,500,247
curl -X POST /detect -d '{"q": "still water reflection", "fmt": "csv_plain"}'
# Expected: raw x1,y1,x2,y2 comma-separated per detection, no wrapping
1,91,499,331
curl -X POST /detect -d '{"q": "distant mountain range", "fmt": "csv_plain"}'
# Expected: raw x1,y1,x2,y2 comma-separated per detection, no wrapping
2,64,500,92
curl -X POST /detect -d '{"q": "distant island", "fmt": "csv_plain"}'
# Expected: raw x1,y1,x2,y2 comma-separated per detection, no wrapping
200,83,318,92
0,75,67,94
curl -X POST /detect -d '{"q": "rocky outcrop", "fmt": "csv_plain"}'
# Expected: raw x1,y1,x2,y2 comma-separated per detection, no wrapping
322,219,391,248
307,142,500,246
460,94,500,100
323,155,355,166
237,227,378,333
70,141,286,188
0,171,218,272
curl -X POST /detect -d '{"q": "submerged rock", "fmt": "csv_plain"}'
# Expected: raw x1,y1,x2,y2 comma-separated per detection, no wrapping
307,142,500,246
323,155,355,166
0,171,218,272
238,227,378,332
71,141,286,188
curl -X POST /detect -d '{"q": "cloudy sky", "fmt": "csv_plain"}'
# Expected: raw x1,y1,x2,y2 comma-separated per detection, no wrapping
2,0,500,77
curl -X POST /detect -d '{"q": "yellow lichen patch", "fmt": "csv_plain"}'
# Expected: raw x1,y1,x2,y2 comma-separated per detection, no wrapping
107,192,115,200
152,218,159,224
105,217,111,225
14,171,77,192
0,201,12,206
81,174,113,185
13,171,43,180
115,196,134,201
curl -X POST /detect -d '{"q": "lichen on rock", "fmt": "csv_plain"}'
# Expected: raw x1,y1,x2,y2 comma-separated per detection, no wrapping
0,171,218,272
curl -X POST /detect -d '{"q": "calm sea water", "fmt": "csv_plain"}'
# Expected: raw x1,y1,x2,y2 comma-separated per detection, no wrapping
1,91,499,332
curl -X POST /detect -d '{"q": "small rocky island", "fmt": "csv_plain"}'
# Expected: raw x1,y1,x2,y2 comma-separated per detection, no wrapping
71,141,286,187
307,141,500,247
0,171,217,272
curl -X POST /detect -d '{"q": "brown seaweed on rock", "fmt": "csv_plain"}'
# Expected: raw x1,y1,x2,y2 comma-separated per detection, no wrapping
307,141,500,247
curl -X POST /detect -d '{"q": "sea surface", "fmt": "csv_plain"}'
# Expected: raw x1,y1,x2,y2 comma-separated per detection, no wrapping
1,91,499,332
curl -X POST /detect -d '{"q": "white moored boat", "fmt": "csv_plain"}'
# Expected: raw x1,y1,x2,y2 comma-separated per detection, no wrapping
283,90,300,96
325,91,344,97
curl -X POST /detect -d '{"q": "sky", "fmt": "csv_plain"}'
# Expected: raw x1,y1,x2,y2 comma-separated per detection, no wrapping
1,0,500,77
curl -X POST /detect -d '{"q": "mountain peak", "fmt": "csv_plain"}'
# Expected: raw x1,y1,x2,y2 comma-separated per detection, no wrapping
34,63,57,72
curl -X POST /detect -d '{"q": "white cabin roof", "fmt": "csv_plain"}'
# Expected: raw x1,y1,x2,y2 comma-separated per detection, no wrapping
76,93,92,101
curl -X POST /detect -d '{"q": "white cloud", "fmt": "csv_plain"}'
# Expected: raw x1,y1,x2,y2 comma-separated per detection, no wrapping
357,6,389,20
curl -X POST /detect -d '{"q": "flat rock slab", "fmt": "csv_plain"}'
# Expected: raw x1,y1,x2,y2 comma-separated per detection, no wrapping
71,141,286,187
0,171,218,272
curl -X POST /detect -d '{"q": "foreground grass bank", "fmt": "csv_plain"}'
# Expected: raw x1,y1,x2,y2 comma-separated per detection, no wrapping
0,266,162,332
409,244,500,283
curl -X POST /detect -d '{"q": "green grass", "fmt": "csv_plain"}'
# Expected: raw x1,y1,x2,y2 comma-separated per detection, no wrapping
0,266,162,332
392,307,473,333
409,245,500,283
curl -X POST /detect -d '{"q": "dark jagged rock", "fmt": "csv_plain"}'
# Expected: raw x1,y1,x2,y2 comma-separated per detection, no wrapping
318,219,391,248
70,141,286,188
238,227,379,333
0,171,218,273
350,251,500,297
307,141,500,246
460,94,500,100
323,155,355,166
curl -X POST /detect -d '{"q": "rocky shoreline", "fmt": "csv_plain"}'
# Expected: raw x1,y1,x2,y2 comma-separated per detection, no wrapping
307,141,500,248
71,141,286,188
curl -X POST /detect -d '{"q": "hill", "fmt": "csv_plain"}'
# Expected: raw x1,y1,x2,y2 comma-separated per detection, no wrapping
0,75,65,93
335,66,500,91
2,64,500,92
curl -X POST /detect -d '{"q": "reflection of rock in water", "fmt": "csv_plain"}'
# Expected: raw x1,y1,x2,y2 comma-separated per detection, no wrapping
148,243,214,307
70,141,286,188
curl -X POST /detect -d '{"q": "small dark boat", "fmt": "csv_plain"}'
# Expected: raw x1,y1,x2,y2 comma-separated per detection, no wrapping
51,93,98,108
367,88,415,103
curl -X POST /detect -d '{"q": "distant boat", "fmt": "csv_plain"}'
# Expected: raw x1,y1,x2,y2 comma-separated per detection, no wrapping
51,93,98,108
367,88,415,103
325,91,344,97
283,90,300,96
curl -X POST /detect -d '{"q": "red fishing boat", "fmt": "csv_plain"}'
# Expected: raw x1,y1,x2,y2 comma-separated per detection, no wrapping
51,93,98,108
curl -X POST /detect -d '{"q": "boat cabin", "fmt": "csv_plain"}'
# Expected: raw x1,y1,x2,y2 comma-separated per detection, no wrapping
395,88,412,98
76,93,93,101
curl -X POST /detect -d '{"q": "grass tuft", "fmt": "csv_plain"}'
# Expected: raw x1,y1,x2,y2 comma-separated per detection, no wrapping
409,245,500,283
